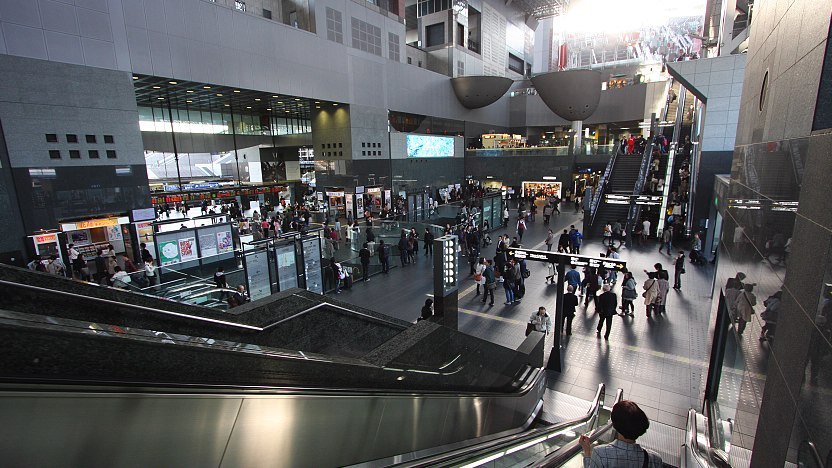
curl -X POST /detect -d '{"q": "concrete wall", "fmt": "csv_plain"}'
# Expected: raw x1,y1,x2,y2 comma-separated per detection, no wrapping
518,83,650,127
0,0,518,128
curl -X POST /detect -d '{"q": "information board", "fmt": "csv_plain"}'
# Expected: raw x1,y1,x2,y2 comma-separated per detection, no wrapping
507,247,627,272
276,244,299,291
302,237,323,294
246,249,271,301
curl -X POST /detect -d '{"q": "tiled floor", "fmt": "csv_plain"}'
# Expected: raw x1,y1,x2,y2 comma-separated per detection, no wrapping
329,206,718,430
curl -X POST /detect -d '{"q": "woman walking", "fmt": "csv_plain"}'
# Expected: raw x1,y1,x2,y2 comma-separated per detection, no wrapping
620,271,637,316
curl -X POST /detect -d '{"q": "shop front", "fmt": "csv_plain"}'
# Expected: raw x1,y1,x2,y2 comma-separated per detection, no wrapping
365,186,384,214
325,188,346,219
28,231,63,265
521,181,562,198
482,133,526,149
59,215,132,263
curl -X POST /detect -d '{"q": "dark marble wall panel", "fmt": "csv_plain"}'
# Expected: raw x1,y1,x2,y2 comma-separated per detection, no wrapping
0,122,27,264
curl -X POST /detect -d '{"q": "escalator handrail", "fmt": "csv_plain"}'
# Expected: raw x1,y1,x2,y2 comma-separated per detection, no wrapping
1,278,408,332
798,440,824,468
393,383,606,468
531,387,625,467
0,278,263,330
685,408,732,468
626,142,656,235
590,142,621,228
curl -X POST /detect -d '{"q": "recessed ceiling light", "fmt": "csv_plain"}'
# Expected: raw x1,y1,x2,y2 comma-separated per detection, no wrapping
254,98,261,101
157,97,165,100
266,108,271,111
186,90,194,93
224,104,230,107
169,81,177,85
246,106,251,109
216,93,223,96
294,98,300,101
333,103,338,106
272,95,279,98
203,86,211,89
285,110,290,113
152,86,161,89
133,76,138,80
186,100,193,103
316,106,321,109
233,90,240,93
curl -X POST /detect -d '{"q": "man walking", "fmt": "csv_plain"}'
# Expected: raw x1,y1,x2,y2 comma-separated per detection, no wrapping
558,229,571,253
562,285,579,335
482,259,496,306
569,225,583,255
359,242,371,282
659,226,673,254
597,284,617,340
378,239,390,273
673,250,686,290
423,228,434,256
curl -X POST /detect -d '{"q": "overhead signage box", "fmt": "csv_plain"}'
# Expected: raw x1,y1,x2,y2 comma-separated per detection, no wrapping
508,248,627,272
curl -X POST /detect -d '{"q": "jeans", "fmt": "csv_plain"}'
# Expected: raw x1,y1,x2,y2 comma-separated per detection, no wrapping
381,258,389,273
674,270,682,288
561,314,574,335
503,282,515,303
400,252,408,266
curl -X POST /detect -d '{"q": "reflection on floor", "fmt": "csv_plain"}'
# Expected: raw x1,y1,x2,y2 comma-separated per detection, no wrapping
328,207,717,434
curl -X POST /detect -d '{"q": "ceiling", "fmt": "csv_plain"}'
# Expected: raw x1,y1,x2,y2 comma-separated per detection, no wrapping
510,0,568,19
132,75,339,120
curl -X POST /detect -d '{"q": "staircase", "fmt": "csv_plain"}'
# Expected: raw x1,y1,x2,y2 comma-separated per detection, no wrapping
588,156,643,238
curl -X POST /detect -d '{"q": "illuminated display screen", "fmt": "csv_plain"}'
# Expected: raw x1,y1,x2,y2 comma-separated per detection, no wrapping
406,135,455,158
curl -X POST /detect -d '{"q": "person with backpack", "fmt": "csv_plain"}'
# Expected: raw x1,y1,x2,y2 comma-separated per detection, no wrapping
516,216,527,243
378,239,390,273
503,261,517,305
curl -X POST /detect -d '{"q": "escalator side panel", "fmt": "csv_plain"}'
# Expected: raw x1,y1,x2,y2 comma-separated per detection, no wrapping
0,381,545,468
0,394,242,468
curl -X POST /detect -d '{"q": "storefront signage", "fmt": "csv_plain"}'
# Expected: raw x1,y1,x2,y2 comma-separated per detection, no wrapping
326,191,345,197
367,187,382,194
33,233,58,244
355,185,365,194
62,216,129,231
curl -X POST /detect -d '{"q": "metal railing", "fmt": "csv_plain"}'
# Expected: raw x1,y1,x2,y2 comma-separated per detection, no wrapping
626,142,657,235
395,383,608,467
531,388,625,467
589,142,621,228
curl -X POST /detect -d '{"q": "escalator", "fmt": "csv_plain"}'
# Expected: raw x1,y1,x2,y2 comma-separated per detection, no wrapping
0,263,551,466
385,385,622,468
587,144,651,239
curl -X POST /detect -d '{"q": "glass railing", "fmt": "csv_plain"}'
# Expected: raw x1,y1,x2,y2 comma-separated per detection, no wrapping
397,384,615,468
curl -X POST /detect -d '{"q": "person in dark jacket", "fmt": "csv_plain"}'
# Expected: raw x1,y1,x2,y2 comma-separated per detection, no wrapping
482,260,496,306
378,239,389,273
558,229,571,253
673,250,686,290
366,227,375,244
359,243,372,282
562,285,579,335
597,284,617,340
398,233,409,266
419,299,433,321
424,228,435,256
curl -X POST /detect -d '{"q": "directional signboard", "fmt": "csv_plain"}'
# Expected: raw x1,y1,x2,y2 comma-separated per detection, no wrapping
507,248,628,272
605,194,664,206
504,247,627,372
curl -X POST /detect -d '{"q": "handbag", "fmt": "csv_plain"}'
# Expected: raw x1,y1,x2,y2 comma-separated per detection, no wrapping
473,273,483,282
642,280,656,298
525,322,535,336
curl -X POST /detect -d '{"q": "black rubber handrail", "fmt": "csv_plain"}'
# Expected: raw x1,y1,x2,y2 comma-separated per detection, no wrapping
531,387,624,467
393,383,607,467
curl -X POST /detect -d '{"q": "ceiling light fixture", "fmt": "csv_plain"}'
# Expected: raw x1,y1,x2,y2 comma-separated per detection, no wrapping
157,97,165,100
216,93,223,96
246,106,251,109
254,98,261,101
272,95,279,98
186,90,194,93
133,76,138,80
266,108,271,111
294,98,301,101
169,81,177,85
186,100,193,103
203,86,212,89
234,90,240,93
224,104,230,107
152,86,161,89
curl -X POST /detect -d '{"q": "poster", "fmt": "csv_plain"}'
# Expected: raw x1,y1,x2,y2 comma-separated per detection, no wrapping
178,237,197,262
159,240,181,265
345,194,354,219
106,225,123,241
70,230,91,245
199,232,218,257
216,231,233,253
355,196,364,218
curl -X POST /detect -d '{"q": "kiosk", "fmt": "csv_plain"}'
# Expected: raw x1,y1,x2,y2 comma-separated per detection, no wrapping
59,215,132,262
326,188,346,218
365,186,383,213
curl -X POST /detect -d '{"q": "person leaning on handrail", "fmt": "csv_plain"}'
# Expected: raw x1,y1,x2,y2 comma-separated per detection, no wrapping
579,400,662,467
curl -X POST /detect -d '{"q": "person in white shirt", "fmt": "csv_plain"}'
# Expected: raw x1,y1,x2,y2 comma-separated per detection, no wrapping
529,307,552,335
641,219,651,243
111,267,132,288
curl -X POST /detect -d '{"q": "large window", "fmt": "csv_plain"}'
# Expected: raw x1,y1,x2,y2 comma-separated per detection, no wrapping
508,53,524,75
389,32,401,61
326,8,343,44
425,23,445,48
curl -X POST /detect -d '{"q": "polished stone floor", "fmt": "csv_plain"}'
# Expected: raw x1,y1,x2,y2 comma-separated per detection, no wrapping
327,206,718,431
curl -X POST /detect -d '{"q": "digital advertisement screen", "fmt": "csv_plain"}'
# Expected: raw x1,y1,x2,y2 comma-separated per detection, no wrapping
406,135,455,158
